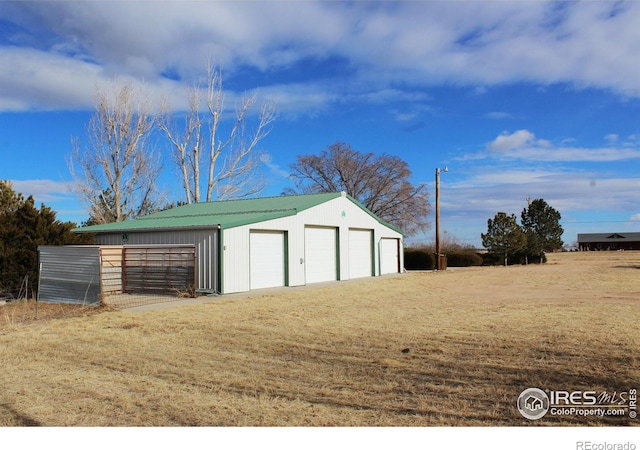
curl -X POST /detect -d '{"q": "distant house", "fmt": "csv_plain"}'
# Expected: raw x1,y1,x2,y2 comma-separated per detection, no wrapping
577,232,640,251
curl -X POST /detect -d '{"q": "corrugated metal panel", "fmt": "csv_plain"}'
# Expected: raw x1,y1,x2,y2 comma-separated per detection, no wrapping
96,230,218,292
38,246,101,305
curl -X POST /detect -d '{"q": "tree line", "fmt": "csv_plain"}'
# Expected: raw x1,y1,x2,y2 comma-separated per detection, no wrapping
481,198,564,265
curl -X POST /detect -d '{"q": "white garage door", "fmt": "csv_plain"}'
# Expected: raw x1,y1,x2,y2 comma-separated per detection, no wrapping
380,238,400,275
250,231,285,289
349,229,373,279
305,226,337,284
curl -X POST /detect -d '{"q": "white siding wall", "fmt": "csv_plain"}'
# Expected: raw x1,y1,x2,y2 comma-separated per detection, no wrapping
221,194,403,294
221,226,250,294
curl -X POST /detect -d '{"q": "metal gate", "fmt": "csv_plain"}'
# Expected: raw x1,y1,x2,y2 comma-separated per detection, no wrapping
122,246,196,295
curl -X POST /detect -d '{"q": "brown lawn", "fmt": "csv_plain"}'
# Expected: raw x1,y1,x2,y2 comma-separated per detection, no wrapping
0,251,638,426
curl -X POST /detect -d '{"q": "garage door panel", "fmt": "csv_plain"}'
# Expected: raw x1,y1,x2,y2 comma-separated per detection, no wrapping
349,229,372,279
250,231,285,289
305,227,337,284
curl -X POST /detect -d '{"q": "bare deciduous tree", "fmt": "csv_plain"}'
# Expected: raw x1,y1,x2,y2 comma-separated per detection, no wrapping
158,86,202,204
159,64,277,203
287,142,431,235
68,81,161,224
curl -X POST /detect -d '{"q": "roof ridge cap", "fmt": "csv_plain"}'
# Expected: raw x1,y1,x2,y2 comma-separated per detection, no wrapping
199,191,339,204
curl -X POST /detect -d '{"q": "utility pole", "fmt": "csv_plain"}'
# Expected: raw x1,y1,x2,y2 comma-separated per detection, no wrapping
435,167,447,270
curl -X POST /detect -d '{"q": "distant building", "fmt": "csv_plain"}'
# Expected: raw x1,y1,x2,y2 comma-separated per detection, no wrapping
577,232,640,251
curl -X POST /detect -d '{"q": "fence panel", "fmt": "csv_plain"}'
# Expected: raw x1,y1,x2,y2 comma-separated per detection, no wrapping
122,246,196,294
38,246,101,305
100,246,123,295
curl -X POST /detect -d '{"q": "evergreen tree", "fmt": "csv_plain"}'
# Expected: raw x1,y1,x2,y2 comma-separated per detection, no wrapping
0,181,93,296
481,212,527,266
521,198,564,261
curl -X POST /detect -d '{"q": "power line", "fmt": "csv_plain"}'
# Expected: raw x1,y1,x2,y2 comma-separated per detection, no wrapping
561,220,639,224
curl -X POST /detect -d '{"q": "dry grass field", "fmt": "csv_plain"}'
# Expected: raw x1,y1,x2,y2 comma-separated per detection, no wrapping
0,251,638,426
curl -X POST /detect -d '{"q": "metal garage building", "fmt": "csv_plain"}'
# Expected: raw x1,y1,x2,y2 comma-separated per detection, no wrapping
74,192,404,294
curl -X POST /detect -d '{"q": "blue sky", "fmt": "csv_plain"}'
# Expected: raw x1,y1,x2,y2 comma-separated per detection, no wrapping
1,1,639,247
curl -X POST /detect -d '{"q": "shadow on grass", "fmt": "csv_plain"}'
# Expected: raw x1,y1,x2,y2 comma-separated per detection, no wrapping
0,402,42,426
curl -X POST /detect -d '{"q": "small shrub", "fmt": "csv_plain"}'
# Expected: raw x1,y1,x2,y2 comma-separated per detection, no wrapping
404,249,435,270
480,252,546,266
481,252,504,266
446,252,483,267
172,285,200,298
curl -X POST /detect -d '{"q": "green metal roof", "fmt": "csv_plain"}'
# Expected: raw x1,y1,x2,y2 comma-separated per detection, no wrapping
73,191,403,235
73,192,343,233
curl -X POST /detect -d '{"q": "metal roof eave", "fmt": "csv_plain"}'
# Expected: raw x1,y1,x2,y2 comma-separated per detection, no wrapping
73,224,221,234
72,209,299,234
342,192,405,236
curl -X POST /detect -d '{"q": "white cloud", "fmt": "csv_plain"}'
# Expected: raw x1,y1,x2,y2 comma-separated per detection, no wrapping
488,130,536,152
260,153,289,179
0,47,100,111
2,1,640,112
484,130,640,162
483,112,513,120
7,179,89,222
605,134,619,144
9,179,75,203
417,169,640,247
456,169,558,187
442,170,640,223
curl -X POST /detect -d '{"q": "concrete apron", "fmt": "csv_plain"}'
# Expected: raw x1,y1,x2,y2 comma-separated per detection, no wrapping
122,272,406,313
